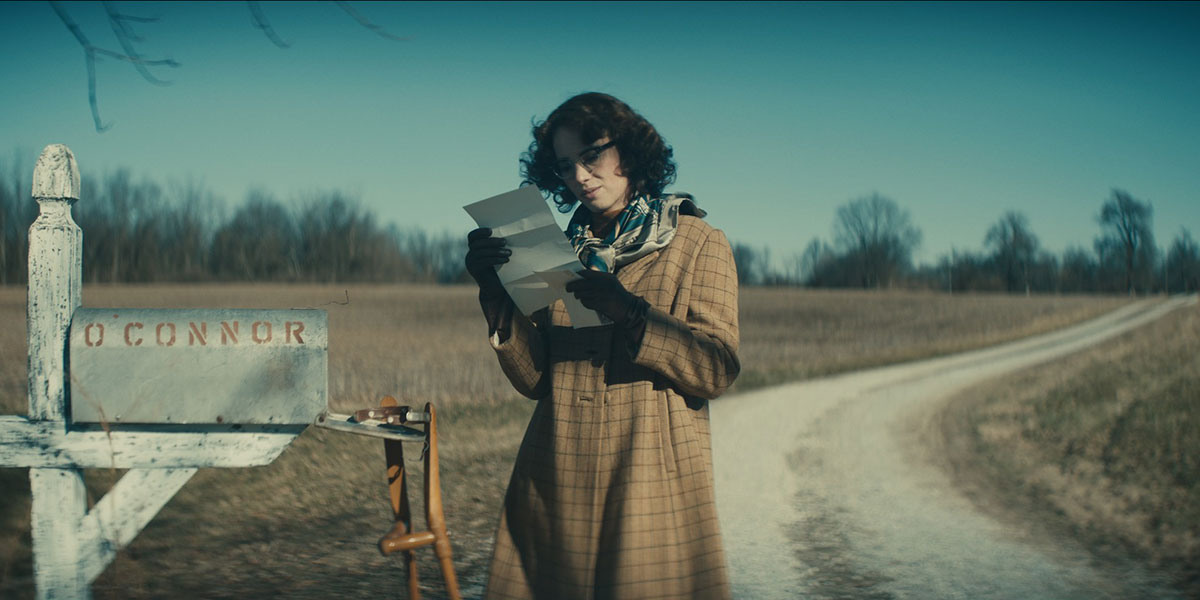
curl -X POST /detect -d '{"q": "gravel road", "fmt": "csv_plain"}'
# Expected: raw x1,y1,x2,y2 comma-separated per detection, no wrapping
712,296,1196,600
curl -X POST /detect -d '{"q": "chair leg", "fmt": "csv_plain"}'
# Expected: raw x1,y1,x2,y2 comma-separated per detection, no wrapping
434,536,460,600
423,403,461,600
382,397,421,600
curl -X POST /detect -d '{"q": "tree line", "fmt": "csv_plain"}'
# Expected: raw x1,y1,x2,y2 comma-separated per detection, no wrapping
1,159,1196,293
0,163,465,285
733,191,1199,295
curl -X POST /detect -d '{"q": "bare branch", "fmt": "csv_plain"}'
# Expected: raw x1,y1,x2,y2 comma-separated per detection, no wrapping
51,1,181,132
334,1,408,41
50,1,400,132
84,50,111,132
49,2,93,55
110,13,159,25
90,47,180,67
247,1,291,48
50,1,112,131
104,1,147,41
102,1,175,85
50,2,179,69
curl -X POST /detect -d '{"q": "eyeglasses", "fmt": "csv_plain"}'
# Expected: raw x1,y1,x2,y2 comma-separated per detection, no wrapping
552,142,616,180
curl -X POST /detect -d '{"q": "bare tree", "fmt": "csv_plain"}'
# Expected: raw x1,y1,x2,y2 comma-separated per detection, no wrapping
394,227,466,283
74,169,166,282
210,191,298,281
984,211,1039,294
949,250,1003,292
1166,228,1199,294
0,156,38,285
162,178,222,281
1027,250,1060,294
833,193,922,288
1097,189,1155,294
1059,246,1098,293
792,238,823,285
295,192,389,283
730,243,765,285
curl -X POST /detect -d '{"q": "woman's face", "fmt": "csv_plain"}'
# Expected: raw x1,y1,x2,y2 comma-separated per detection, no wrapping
552,127,631,222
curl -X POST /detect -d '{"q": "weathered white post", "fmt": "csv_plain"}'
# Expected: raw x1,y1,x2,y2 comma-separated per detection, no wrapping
26,143,88,599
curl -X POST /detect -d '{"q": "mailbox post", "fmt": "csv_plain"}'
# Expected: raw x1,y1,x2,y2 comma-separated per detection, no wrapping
25,142,88,599
0,145,328,599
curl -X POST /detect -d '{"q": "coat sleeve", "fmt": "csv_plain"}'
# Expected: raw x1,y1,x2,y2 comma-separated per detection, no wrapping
632,226,741,399
489,305,552,400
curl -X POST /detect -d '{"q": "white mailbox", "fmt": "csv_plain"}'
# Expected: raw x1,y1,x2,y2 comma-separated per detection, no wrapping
69,308,328,425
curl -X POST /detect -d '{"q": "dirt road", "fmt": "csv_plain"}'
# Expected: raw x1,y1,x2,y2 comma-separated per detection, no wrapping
712,296,1195,600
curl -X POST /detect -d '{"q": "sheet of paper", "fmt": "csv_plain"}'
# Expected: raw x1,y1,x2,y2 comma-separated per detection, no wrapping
536,269,606,328
464,187,605,328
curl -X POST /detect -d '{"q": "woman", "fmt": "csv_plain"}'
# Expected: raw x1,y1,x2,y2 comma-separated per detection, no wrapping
465,92,740,600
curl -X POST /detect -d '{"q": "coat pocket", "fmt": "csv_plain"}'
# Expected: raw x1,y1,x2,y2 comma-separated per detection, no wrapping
659,390,677,473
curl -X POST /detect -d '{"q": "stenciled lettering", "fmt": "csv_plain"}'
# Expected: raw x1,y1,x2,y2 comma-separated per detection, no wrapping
81,318,316,348
220,321,238,345
156,323,176,346
286,321,305,344
84,323,105,347
252,321,272,344
124,322,144,346
188,322,207,346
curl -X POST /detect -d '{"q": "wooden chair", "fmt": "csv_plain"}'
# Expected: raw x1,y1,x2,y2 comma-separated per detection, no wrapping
317,398,461,600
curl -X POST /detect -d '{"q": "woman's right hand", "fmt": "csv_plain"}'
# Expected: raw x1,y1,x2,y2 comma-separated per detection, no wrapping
465,227,510,292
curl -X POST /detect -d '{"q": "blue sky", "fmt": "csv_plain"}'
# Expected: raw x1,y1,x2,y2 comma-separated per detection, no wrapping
2,1,1197,266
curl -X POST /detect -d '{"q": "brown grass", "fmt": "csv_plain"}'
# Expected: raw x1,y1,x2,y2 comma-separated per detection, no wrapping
0,284,1132,598
734,288,1130,390
939,301,1200,596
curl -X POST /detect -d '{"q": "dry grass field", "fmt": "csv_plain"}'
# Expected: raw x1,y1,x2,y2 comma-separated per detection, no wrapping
735,287,1131,390
939,300,1199,596
0,284,1130,598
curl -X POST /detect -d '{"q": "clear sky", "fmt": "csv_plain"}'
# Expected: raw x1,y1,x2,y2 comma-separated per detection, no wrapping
2,1,1197,266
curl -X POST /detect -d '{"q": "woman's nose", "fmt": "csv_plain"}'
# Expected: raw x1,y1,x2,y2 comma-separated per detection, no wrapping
571,163,592,183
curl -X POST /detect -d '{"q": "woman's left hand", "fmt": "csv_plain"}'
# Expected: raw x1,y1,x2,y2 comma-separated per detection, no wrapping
565,269,637,325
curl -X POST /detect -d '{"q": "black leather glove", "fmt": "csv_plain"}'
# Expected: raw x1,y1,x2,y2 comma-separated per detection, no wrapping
565,269,643,326
465,227,509,295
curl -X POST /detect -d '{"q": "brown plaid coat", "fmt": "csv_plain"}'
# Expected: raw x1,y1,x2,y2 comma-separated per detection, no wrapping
484,215,740,600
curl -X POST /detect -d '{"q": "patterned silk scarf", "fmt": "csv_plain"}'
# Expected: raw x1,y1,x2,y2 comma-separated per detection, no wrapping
567,193,706,273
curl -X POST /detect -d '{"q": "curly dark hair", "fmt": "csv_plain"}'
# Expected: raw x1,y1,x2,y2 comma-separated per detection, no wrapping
520,92,677,213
